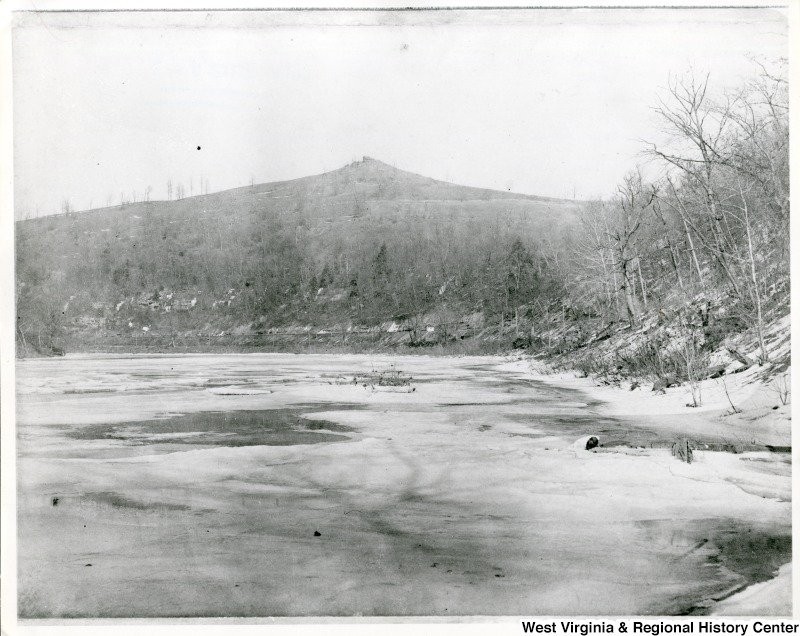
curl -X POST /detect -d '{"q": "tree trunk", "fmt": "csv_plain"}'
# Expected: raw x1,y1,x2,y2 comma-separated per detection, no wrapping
682,218,704,285
739,179,769,363
706,188,743,298
621,261,637,327
668,244,685,290
637,257,648,307
653,203,685,290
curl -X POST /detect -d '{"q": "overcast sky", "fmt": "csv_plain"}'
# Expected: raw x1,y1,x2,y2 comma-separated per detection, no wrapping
12,7,787,217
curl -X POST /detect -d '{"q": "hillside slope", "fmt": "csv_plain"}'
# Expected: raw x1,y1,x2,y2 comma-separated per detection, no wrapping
16,157,585,354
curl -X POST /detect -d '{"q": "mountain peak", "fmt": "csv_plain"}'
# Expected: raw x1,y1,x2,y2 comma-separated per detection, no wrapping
345,155,393,170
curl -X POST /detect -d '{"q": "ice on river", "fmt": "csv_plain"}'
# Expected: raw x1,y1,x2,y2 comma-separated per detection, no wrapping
15,353,791,617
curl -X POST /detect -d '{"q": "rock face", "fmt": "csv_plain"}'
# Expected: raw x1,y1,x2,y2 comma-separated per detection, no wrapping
652,376,678,393
706,364,727,379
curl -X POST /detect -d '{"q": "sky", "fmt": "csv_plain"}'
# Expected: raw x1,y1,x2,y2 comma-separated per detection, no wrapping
12,7,788,217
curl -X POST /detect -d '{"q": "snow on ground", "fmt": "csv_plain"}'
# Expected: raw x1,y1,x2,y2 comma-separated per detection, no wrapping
713,563,793,616
505,355,793,615
498,358,791,448
15,353,792,618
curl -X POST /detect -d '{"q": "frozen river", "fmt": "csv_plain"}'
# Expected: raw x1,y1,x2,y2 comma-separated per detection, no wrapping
16,353,791,617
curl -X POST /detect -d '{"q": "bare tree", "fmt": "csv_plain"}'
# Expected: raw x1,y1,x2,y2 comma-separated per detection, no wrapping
725,60,789,228
607,171,656,326
730,175,769,362
647,72,741,296
651,197,684,290
575,201,617,317
662,176,705,286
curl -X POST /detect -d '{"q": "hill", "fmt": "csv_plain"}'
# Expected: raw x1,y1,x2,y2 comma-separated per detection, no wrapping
16,157,585,354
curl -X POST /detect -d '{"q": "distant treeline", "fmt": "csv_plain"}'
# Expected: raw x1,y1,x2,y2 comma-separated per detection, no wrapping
16,198,570,353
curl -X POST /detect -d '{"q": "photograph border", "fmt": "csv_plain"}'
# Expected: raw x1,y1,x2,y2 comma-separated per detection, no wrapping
1,1,797,633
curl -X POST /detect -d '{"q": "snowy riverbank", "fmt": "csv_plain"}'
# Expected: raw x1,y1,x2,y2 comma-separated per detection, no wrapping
503,356,793,615
504,357,791,449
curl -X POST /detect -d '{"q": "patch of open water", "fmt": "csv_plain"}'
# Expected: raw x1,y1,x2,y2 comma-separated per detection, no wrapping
66,407,361,448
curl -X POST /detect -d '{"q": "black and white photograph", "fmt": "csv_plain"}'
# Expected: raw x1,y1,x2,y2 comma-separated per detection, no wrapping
1,0,795,627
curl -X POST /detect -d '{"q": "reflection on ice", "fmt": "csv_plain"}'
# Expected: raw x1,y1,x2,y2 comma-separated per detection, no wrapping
66,408,358,448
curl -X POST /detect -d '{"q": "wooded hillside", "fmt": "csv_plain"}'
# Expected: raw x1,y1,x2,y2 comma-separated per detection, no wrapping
16,157,583,353
16,62,789,384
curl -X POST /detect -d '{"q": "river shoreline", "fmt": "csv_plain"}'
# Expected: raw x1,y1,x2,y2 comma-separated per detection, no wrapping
507,357,793,616
14,352,792,617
